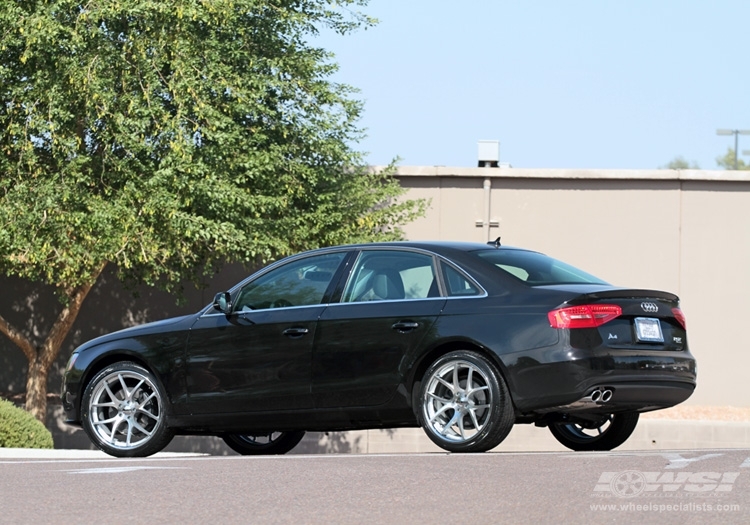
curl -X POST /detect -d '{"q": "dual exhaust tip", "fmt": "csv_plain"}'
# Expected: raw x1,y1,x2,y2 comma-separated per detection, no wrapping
587,388,613,403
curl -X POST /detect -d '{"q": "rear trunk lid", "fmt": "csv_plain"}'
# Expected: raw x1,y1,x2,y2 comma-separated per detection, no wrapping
542,285,687,351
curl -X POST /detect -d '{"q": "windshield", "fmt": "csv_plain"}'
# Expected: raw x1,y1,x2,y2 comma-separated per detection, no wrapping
474,249,609,286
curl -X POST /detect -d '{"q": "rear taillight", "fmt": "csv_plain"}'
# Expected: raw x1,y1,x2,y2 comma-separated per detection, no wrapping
548,304,622,329
672,308,686,329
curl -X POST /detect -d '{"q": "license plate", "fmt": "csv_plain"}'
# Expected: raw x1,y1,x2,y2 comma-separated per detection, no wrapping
635,317,664,343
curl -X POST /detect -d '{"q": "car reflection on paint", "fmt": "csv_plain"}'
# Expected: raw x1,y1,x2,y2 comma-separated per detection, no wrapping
62,240,696,457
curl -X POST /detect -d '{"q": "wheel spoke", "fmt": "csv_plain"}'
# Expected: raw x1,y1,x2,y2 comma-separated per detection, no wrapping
457,412,467,439
468,407,483,430
132,420,154,438
440,410,462,436
92,400,117,408
108,415,126,444
104,383,119,402
451,364,460,390
436,376,454,393
137,406,159,421
129,379,146,401
467,384,489,396
427,391,450,403
117,374,131,398
429,404,454,424
125,420,135,446
136,391,157,410
94,415,119,426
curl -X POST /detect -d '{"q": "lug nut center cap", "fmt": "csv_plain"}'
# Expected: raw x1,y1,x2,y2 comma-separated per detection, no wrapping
120,401,136,416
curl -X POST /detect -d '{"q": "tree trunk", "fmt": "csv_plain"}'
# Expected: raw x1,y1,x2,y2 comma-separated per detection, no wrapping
0,263,106,422
25,357,49,421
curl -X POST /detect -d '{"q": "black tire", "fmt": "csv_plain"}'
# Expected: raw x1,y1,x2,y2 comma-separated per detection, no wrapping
418,350,514,453
81,362,174,458
222,431,305,455
549,412,639,451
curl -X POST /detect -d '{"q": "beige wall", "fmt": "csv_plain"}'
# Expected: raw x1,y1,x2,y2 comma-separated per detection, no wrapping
396,166,750,407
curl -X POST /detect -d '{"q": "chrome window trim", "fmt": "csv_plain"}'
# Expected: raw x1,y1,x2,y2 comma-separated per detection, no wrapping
200,302,332,318
325,296,448,307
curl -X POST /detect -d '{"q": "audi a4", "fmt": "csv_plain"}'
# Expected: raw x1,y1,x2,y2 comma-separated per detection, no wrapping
62,240,696,457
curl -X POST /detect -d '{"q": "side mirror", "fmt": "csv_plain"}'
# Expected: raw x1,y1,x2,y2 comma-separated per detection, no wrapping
213,292,231,314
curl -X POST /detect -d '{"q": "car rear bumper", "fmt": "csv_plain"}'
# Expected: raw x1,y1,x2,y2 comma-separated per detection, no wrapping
507,349,696,414
532,380,695,415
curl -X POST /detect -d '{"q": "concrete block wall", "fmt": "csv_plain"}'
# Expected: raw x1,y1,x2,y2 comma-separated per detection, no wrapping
395,166,750,408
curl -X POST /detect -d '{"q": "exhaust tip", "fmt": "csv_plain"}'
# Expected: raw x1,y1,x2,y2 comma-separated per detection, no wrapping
601,389,613,402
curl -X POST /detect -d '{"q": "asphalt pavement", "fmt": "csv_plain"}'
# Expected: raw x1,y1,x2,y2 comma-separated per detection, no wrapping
1,448,748,524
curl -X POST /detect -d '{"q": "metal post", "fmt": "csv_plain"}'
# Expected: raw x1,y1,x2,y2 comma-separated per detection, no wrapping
717,129,750,170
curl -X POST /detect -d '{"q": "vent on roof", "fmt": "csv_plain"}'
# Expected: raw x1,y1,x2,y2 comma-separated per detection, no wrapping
478,140,499,168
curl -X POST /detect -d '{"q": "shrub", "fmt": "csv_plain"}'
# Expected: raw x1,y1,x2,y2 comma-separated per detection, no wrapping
0,398,54,449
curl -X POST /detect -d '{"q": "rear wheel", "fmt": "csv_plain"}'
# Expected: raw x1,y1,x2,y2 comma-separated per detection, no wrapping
81,362,174,458
549,412,639,451
222,431,305,455
418,350,514,453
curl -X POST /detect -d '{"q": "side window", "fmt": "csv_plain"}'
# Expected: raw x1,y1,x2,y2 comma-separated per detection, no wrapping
442,263,481,297
233,252,345,311
343,250,439,302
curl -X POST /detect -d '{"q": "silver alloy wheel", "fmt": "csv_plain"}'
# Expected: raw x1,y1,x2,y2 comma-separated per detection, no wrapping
222,430,306,455
88,369,163,450
235,432,284,446
422,360,493,443
549,412,639,451
559,416,613,440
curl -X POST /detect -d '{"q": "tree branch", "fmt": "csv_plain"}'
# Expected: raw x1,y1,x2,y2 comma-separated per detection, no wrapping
40,262,108,369
0,312,36,363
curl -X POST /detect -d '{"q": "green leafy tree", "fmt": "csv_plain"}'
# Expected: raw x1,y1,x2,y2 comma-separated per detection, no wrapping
716,148,749,170
659,156,700,169
0,0,425,421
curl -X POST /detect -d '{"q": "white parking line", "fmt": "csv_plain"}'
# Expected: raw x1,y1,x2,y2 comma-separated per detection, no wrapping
63,466,189,474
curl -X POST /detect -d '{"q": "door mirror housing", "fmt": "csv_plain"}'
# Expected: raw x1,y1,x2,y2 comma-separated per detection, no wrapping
213,292,231,314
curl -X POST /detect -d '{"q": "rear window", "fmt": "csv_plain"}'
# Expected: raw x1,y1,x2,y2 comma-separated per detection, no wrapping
474,249,608,286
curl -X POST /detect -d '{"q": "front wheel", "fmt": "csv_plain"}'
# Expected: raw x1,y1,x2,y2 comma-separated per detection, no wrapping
418,350,514,453
549,412,639,451
81,362,174,458
222,431,305,455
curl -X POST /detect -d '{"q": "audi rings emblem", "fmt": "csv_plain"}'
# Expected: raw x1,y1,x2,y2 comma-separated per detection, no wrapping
640,302,659,313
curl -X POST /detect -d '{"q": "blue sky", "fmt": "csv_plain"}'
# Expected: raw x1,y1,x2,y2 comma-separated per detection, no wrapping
316,1,750,169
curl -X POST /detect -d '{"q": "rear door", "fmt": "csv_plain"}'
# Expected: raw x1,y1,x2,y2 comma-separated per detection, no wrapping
312,249,446,408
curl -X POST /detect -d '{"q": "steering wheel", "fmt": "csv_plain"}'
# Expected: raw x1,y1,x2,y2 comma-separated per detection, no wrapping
269,298,293,309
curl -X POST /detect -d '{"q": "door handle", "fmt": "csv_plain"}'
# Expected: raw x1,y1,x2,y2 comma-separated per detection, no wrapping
283,327,310,338
392,321,419,332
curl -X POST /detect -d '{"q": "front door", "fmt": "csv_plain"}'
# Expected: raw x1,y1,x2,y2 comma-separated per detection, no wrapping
185,251,347,414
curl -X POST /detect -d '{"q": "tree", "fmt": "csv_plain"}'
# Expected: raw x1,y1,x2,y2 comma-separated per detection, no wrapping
659,156,700,170
716,148,750,170
0,0,425,421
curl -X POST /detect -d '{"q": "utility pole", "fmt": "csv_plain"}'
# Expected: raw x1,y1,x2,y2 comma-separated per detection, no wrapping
716,129,750,169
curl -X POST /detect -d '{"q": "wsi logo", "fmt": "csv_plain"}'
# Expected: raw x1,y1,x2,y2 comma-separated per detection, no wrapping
593,471,740,498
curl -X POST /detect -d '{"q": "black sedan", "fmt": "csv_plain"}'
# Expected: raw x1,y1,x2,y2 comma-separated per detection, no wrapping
61,240,696,457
